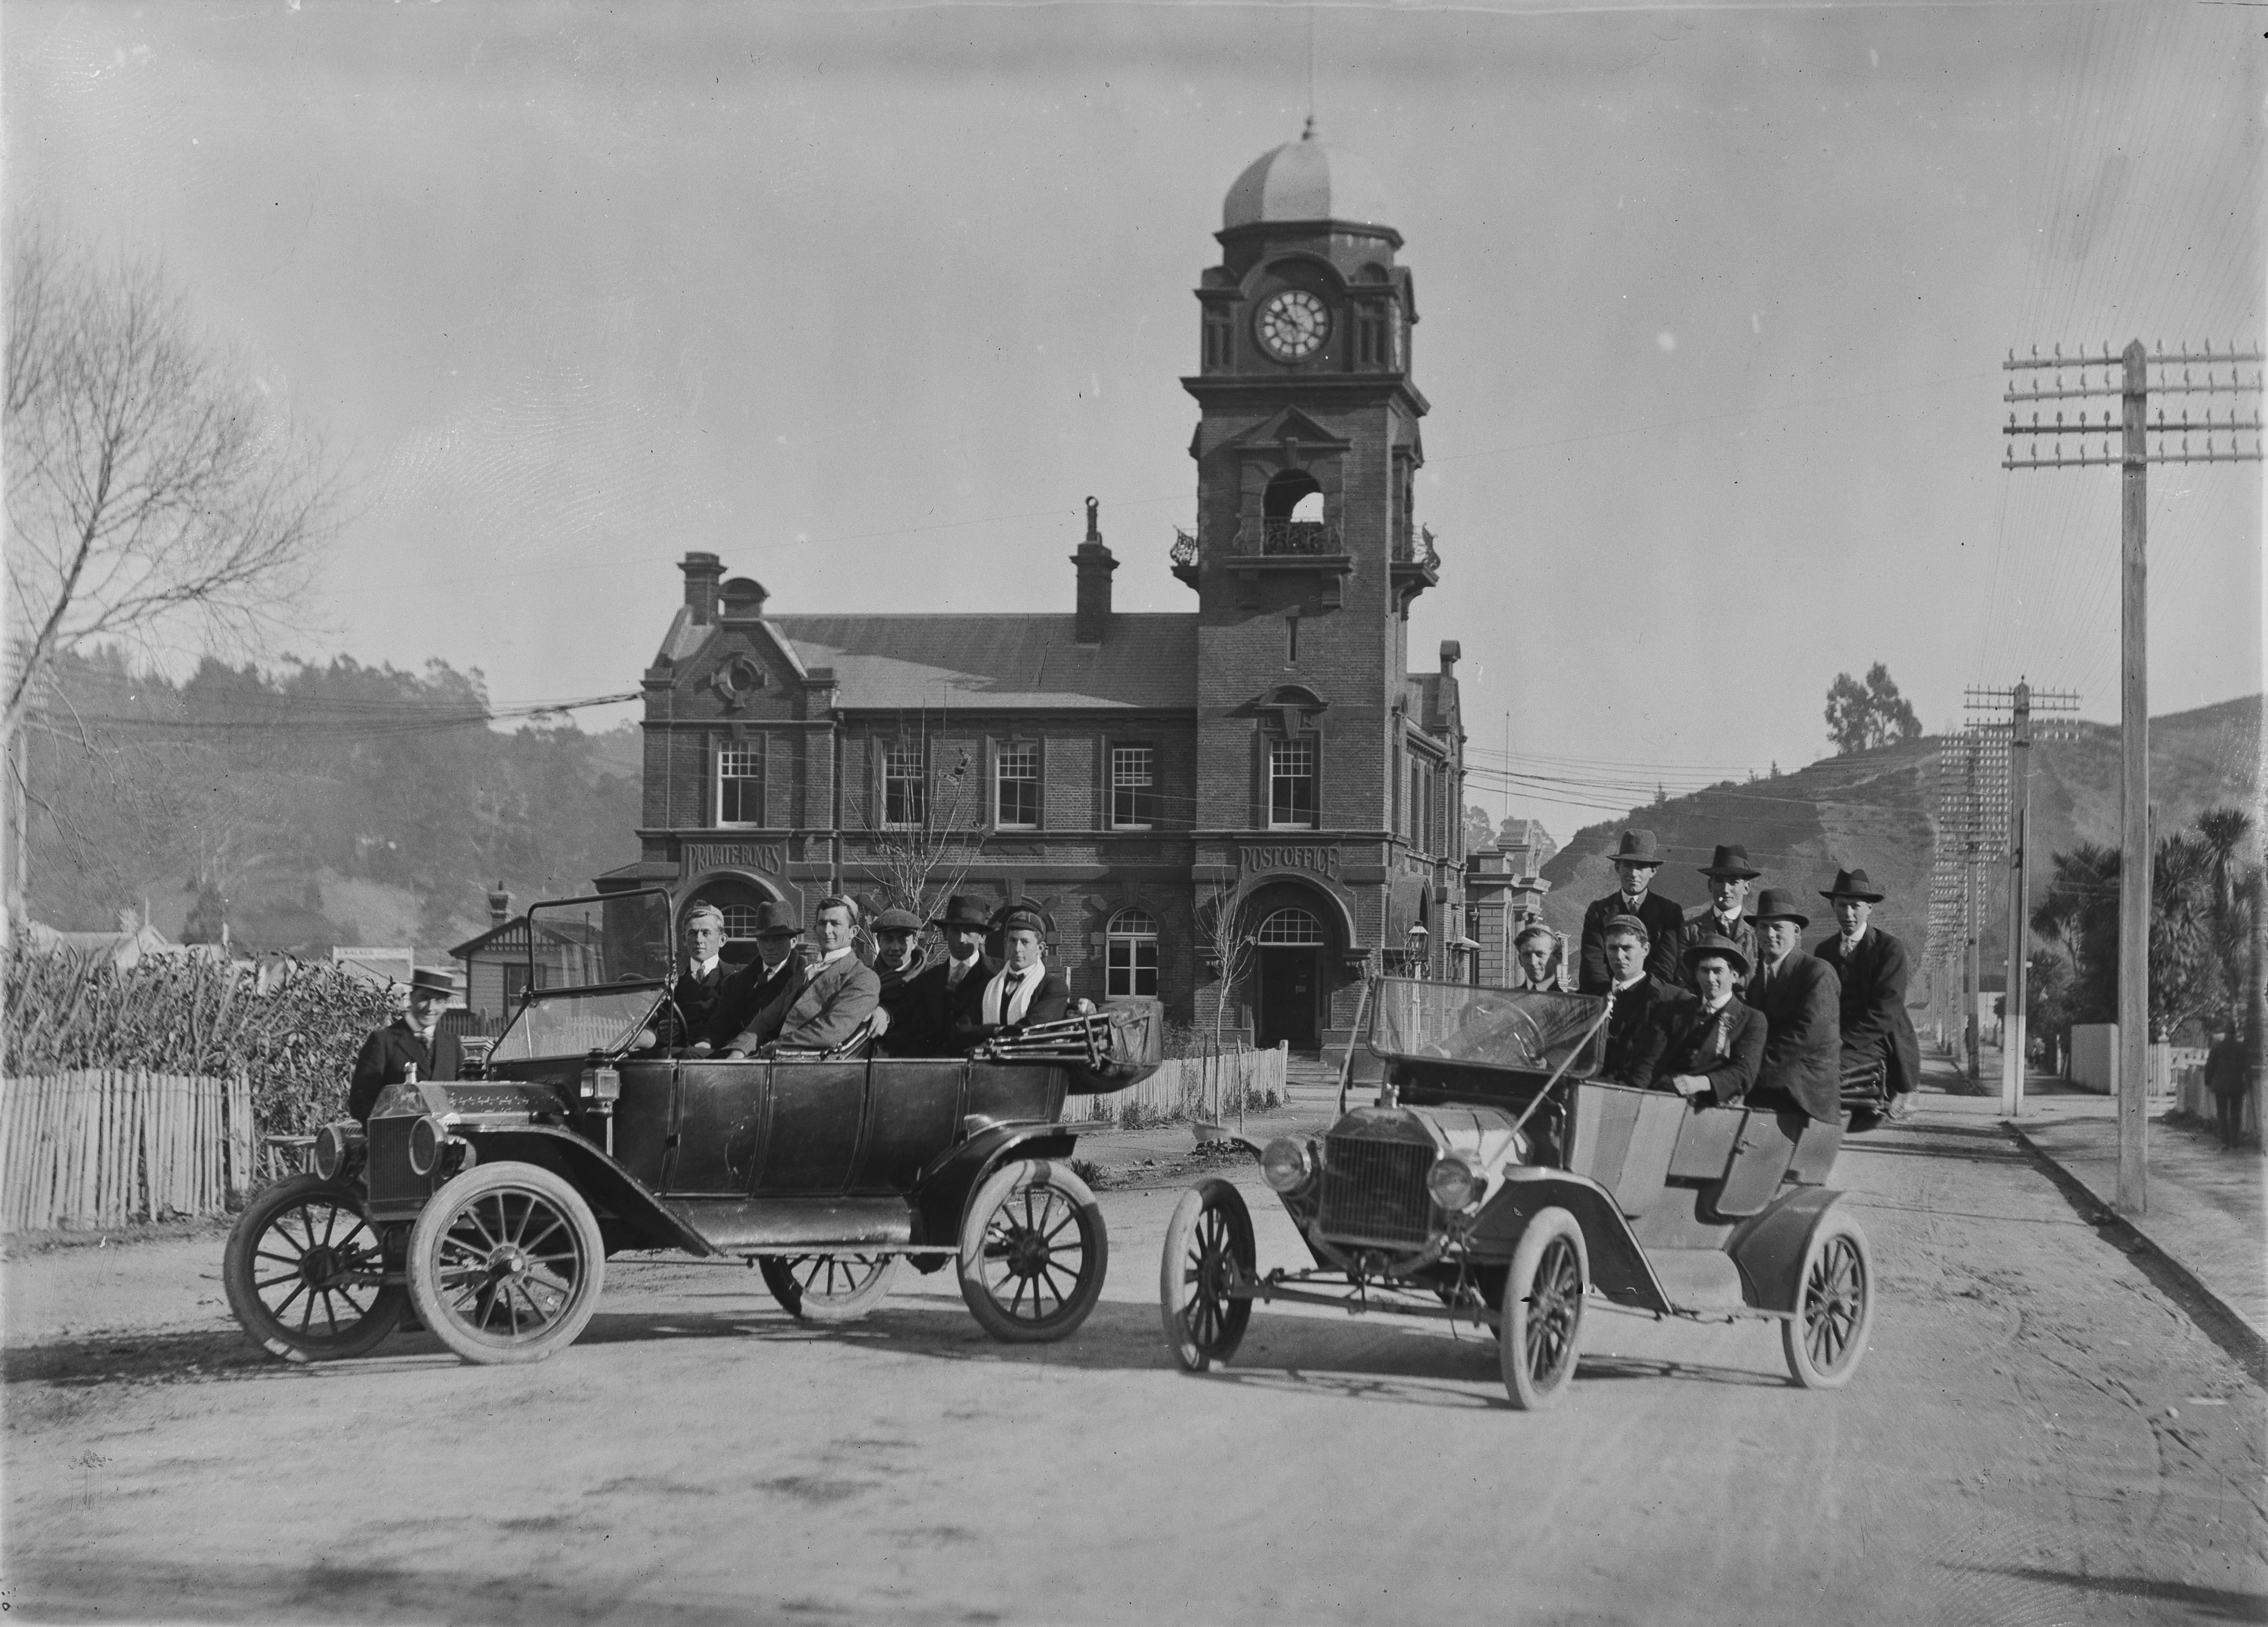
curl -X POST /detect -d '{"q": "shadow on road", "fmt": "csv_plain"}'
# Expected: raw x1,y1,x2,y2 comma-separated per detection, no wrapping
1949,1564,2268,1623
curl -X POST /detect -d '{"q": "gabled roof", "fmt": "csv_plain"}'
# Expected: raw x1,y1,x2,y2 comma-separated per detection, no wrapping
768,614,1197,712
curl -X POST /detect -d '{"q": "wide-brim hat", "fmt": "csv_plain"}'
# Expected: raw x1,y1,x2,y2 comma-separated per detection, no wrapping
747,900,802,939
1681,934,1751,977
1820,867,1886,903
873,907,922,933
1747,887,1810,929
1699,843,1761,881
1610,828,1663,866
408,965,461,998
932,894,992,931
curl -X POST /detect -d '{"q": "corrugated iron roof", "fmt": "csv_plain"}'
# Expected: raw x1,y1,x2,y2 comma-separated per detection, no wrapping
769,614,1197,711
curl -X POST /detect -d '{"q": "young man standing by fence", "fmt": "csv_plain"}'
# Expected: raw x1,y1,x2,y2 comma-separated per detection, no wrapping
347,966,462,1123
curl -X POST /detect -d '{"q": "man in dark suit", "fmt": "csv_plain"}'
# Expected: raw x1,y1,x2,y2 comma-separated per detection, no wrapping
656,903,731,1050
972,902,1077,1041
903,894,999,1056
1671,844,1762,996
1743,888,1843,1122
1579,829,1685,992
1652,936,1768,1105
348,966,463,1122
1813,867,1924,1124
1595,914,1688,1087
721,896,881,1056
694,901,803,1053
867,907,935,1056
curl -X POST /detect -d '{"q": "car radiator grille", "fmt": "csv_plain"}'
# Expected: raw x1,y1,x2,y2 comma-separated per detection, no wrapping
1318,1137,1435,1245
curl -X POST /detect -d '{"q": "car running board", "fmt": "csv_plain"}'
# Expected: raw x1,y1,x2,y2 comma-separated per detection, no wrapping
666,1195,917,1252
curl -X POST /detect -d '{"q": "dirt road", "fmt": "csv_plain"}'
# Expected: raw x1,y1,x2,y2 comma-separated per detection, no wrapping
5,1094,2262,1625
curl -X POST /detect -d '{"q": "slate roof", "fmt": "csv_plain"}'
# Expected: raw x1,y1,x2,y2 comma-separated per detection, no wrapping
1406,673,1457,736
767,615,1197,712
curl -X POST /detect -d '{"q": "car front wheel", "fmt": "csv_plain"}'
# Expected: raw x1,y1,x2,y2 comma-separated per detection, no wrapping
1500,1206,1587,1411
1160,1179,1254,1372
223,1174,405,1362
957,1158,1107,1343
1782,1209,1874,1390
408,1161,604,1365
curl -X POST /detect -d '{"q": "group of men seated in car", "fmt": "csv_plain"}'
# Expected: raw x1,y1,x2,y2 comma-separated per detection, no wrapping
1516,830,1923,1128
663,893,1087,1060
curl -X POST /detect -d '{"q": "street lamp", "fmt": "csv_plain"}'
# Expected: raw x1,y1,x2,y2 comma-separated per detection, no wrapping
1405,921,1429,978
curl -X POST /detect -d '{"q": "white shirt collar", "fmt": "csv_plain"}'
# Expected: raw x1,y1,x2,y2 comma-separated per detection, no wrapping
1613,972,1645,993
820,944,853,965
691,954,719,978
1700,995,1733,1016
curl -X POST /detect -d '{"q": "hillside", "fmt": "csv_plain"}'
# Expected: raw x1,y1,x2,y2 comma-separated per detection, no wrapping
1537,695,2263,971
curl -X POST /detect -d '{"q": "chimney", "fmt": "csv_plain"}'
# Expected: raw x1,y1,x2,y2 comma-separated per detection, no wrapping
679,552,725,625
718,576,769,620
1439,639,1461,677
487,884,512,927
1072,496,1118,645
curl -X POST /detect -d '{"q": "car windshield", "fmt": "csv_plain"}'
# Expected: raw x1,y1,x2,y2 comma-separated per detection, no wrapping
488,987,666,1063
525,889,673,991
1367,979,1610,1076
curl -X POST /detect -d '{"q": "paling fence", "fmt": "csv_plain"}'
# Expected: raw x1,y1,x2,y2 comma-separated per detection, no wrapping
0,1072,257,1233
1065,1041,1288,1126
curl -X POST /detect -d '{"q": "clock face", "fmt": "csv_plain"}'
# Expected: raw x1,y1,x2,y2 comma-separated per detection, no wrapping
1256,289,1331,361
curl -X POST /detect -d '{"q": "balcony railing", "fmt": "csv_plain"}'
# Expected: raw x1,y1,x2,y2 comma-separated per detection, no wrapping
1393,525,1440,571
1170,527,1200,570
1234,517,1340,556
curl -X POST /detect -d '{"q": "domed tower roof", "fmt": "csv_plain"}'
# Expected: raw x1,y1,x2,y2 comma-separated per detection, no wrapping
1222,119,1394,233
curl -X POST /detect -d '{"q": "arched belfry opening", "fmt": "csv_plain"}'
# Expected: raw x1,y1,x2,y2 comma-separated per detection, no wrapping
1262,468,1327,555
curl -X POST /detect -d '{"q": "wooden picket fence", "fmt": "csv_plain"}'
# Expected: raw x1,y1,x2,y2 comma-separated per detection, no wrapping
0,1072,257,1233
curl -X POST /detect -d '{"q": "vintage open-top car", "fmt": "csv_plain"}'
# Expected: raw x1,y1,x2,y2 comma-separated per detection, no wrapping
224,889,1157,1365
1159,978,1874,1408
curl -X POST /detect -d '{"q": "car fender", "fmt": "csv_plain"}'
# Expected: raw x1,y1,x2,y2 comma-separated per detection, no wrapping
1727,1184,1847,1313
458,1125,714,1256
911,1122,1081,1245
1467,1166,1672,1315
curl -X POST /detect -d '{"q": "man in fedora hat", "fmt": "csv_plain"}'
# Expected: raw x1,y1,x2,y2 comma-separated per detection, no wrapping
866,906,934,1056
1814,867,1923,1122
1579,829,1685,993
348,965,462,1123
1652,936,1767,1104
693,900,803,1054
1743,888,1843,1122
1596,915,1687,1087
720,895,880,1056
904,894,1000,1056
1672,844,1762,997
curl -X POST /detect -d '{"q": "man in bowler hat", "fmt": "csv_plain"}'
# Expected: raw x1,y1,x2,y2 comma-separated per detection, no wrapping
904,894,999,1056
348,965,462,1122
1652,936,1768,1104
1743,888,1843,1121
693,900,803,1054
1579,829,1685,992
1813,867,1923,1124
1672,845,1762,996
720,896,880,1056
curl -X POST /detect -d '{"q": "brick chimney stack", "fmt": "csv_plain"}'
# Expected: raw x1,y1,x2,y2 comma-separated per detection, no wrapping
487,884,512,927
1440,639,1461,677
679,552,725,625
1072,496,1118,645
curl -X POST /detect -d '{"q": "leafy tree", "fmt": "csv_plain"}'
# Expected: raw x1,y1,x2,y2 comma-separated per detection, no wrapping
1824,662,1924,755
1463,805,1496,855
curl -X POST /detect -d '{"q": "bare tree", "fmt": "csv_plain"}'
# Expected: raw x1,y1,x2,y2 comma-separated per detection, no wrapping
855,722,984,931
1200,880,1257,1045
4,228,339,920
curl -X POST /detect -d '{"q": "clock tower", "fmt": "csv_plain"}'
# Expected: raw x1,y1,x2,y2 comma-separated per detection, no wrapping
1180,122,1455,1059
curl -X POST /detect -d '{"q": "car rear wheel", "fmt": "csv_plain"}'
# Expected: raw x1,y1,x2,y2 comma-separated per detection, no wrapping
957,1158,1107,1343
758,1254,902,1322
224,1174,405,1362
1782,1209,1874,1390
1500,1206,1587,1411
408,1162,604,1365
1160,1179,1254,1372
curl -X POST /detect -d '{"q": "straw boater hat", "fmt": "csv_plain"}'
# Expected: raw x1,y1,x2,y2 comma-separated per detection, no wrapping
1681,933,1751,977
1820,867,1886,903
1698,843,1761,881
408,965,460,998
932,894,992,931
1610,829,1664,866
1746,887,1810,929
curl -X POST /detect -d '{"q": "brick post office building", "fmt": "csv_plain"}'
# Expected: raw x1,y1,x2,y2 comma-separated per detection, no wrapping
600,128,1488,1064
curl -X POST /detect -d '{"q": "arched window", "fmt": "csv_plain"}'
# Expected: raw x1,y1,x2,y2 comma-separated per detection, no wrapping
1106,908,1159,998
719,904,762,940
1256,907,1325,946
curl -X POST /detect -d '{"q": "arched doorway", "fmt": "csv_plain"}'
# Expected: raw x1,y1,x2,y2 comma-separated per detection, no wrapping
1253,904,1326,1052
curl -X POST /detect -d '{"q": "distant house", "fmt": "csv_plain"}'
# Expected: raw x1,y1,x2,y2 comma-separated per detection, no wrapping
450,889,529,1029
21,920,180,970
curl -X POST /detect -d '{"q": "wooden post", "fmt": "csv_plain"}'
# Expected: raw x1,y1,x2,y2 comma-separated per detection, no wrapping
2002,683,2032,1117
1965,848,1983,1085
2116,339,2150,1214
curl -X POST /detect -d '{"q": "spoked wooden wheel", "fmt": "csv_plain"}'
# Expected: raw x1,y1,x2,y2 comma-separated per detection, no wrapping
1160,1179,1254,1372
1782,1209,1874,1390
758,1254,902,1323
957,1159,1107,1343
224,1175,404,1361
1500,1206,1587,1411
408,1162,604,1365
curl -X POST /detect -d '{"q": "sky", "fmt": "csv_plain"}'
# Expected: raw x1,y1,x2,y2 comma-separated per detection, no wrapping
7,0,2261,833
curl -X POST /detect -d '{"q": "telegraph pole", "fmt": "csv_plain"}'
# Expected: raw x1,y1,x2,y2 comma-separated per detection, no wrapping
2003,339,2262,1211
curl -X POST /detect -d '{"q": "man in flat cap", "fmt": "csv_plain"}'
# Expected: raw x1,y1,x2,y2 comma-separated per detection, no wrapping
1512,922,1565,993
348,966,462,1123
1596,915,1688,1087
907,894,1000,1056
866,906,935,1056
1672,844,1762,998
1652,936,1768,1105
693,900,804,1054
1813,867,1923,1124
1579,829,1685,993
973,902,1077,1043
720,895,880,1057
1743,888,1843,1122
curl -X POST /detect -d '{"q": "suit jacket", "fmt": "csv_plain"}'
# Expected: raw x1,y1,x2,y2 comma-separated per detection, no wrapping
1813,926,1921,1096
1670,909,1760,996
702,955,800,1050
347,1018,459,1124
874,949,934,1056
729,952,882,1054
1578,890,1686,992
1651,997,1768,1105
1744,951,1843,1121
658,961,730,1049
976,963,1071,1037
1599,974,1690,1088
909,952,1000,1056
